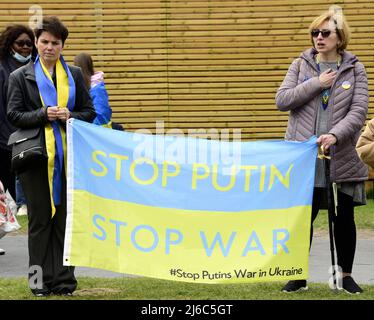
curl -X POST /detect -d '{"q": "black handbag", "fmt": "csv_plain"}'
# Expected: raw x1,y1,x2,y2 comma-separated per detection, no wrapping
7,127,47,172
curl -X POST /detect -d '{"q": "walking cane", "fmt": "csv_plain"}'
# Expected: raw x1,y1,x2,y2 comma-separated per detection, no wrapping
318,146,338,290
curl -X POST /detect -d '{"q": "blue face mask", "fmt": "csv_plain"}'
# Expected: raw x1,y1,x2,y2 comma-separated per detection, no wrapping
12,51,31,63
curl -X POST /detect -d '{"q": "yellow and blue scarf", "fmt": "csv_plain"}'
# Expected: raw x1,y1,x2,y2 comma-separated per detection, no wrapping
34,55,75,217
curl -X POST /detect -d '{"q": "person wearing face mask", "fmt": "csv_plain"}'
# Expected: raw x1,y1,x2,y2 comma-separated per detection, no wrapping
0,25,37,203
276,8,368,294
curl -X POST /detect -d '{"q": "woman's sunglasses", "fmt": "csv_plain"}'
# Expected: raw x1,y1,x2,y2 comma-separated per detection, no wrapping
311,29,334,38
14,40,33,48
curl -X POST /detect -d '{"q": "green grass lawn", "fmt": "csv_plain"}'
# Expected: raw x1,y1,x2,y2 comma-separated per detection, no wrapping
1,277,373,300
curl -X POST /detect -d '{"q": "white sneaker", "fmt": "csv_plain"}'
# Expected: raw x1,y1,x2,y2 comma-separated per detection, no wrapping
17,204,28,216
0,248,5,255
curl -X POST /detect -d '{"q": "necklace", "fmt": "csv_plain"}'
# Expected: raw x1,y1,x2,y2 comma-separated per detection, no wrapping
315,53,341,67
315,54,341,110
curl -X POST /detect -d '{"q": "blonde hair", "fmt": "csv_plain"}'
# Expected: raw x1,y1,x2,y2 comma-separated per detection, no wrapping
309,6,351,52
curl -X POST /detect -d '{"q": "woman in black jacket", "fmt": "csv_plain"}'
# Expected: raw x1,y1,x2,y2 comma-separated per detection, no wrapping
7,16,95,296
0,24,37,200
0,24,37,256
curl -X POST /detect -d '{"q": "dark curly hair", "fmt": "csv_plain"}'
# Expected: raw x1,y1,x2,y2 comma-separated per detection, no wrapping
0,24,37,61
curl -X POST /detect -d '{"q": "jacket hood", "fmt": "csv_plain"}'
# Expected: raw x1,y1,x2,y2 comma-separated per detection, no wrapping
91,71,104,87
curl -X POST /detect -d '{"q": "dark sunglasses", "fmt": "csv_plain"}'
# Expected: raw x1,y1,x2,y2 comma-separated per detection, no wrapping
311,29,334,38
14,40,33,48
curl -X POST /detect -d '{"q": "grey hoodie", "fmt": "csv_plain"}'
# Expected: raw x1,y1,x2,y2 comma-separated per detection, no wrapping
275,48,368,182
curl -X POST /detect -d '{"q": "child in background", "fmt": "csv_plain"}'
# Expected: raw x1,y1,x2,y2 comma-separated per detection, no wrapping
73,53,112,127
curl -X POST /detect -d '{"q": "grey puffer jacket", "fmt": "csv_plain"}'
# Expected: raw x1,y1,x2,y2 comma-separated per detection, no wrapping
275,48,368,183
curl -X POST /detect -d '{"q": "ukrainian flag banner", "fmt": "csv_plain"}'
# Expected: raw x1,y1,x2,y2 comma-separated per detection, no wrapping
64,119,317,283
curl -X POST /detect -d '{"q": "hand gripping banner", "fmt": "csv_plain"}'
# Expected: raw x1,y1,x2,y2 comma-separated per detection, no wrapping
64,119,317,283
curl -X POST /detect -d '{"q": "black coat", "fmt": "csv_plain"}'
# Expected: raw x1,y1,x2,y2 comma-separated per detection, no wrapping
7,61,96,129
0,57,21,150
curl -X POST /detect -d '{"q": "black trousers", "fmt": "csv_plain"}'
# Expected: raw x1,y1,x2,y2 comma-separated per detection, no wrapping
0,147,15,199
310,187,356,274
19,159,77,294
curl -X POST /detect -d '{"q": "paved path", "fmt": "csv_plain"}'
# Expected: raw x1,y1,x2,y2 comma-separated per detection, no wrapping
1,234,373,285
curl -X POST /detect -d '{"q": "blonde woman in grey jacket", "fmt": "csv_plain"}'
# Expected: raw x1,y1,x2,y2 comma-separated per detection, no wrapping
276,9,368,294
